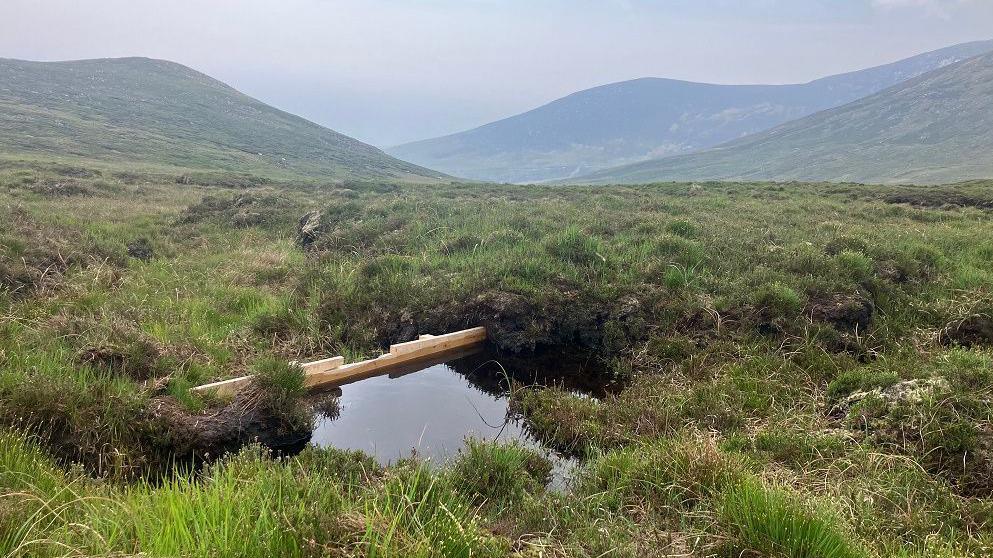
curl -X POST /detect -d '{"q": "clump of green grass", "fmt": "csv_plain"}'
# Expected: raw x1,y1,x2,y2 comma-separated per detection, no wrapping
752,282,804,319
835,250,875,282
361,461,507,557
576,434,738,512
827,367,902,401
544,226,604,267
448,438,552,510
666,219,697,238
250,355,310,429
719,476,865,558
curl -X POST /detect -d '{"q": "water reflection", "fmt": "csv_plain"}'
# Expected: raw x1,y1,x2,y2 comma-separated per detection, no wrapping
309,348,604,486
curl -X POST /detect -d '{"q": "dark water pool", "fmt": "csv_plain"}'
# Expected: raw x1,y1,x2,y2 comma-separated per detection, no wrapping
309,350,590,484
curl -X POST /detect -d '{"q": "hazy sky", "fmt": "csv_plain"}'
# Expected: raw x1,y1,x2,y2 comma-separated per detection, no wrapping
2,1,992,147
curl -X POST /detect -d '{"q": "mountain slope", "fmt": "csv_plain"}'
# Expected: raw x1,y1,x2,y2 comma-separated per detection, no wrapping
0,57,445,182
388,40,993,183
574,51,993,185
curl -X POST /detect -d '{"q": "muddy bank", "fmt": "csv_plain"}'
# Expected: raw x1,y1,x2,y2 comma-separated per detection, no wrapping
148,388,313,466
333,288,655,362
941,314,993,348
448,347,623,397
0,369,312,479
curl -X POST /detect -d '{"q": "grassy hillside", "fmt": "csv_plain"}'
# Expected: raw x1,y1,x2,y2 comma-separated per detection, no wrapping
0,57,446,182
576,51,993,185
389,40,993,183
3,162,993,556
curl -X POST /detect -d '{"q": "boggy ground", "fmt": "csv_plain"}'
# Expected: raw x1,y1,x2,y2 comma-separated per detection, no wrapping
2,161,993,556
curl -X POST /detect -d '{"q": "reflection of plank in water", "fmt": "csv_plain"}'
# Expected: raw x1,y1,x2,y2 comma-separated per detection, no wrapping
193,327,487,397
385,346,483,380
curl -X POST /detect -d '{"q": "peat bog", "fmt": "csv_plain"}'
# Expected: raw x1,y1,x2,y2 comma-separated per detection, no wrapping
2,161,993,556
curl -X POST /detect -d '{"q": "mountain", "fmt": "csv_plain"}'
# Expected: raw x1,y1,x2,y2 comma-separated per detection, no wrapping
387,40,993,183
573,51,993,185
0,57,445,182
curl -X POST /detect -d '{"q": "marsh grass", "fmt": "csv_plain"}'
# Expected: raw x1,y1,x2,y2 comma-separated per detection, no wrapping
719,477,864,558
447,439,552,511
2,163,993,555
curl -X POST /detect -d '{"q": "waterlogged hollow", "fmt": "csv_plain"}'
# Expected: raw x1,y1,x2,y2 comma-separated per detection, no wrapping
310,348,612,486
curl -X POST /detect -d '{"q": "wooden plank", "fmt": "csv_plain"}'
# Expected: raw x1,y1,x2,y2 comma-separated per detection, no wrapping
191,375,254,398
193,355,345,397
387,346,481,379
301,356,345,375
192,327,487,395
390,327,485,355
305,327,487,388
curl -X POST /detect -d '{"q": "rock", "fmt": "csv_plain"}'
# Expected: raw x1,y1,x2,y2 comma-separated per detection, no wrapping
126,238,154,261
296,210,323,248
831,377,950,417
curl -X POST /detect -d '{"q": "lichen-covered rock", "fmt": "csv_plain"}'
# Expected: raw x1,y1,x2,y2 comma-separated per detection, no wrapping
831,377,950,417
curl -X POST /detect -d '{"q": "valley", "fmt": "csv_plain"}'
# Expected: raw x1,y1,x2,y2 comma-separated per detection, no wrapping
2,8,993,557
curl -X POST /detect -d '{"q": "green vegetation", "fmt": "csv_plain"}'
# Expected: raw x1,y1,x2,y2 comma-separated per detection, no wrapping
388,40,993,184
2,161,993,556
0,58,446,182
577,51,993,185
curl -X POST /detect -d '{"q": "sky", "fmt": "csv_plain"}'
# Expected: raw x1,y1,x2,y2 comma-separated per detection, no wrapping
1,1,992,147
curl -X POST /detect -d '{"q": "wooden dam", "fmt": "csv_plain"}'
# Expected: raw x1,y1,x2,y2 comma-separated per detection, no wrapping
192,327,488,397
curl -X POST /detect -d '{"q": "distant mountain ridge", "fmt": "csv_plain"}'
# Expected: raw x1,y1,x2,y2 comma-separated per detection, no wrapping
572,50,993,185
387,40,993,183
0,57,445,182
